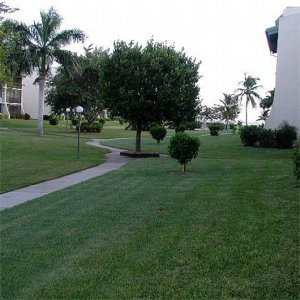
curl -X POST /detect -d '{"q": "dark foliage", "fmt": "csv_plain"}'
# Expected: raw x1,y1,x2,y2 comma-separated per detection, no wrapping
168,132,200,172
275,122,298,149
239,125,261,146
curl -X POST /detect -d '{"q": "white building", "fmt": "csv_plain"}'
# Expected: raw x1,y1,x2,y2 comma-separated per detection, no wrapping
22,73,51,118
265,7,300,132
0,73,51,119
0,79,24,116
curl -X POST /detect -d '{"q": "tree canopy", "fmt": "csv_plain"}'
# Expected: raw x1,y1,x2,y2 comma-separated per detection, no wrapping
103,40,201,152
46,47,108,124
4,7,85,135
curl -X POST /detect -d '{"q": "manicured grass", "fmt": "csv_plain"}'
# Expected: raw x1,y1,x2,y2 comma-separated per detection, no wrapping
0,129,108,193
1,135,298,298
0,119,147,139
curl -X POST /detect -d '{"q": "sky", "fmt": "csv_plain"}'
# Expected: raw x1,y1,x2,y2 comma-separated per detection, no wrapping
5,0,300,123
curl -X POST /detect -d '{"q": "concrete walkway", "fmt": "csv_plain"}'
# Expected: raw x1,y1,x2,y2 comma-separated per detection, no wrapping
0,140,132,211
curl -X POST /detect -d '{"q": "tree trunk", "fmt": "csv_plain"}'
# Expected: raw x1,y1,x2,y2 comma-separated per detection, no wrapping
245,100,248,126
183,161,187,172
37,76,46,136
135,125,142,153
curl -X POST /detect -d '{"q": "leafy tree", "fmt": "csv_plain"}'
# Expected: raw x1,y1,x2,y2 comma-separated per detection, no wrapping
257,89,274,122
5,7,85,135
168,132,200,172
200,105,222,122
103,40,201,152
0,2,18,20
217,93,240,129
46,47,108,125
236,73,262,126
0,1,19,83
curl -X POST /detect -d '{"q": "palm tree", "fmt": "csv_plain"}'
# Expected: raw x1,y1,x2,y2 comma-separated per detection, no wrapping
7,7,85,135
257,89,274,123
217,93,240,129
236,73,262,126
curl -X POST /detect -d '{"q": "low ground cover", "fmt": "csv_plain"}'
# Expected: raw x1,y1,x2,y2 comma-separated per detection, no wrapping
1,134,298,298
0,129,108,193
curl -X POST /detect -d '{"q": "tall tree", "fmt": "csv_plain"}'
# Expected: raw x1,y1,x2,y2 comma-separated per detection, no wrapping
236,73,262,125
257,89,274,122
0,1,19,83
46,47,108,124
5,7,85,135
103,40,201,152
217,93,240,129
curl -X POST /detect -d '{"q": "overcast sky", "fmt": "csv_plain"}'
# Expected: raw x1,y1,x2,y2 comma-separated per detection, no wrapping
5,0,300,123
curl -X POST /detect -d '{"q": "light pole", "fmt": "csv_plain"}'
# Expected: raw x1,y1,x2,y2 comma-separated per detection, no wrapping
76,106,84,159
65,107,70,137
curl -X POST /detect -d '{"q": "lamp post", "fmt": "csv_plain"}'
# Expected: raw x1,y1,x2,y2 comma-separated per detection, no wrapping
76,106,84,159
65,107,70,136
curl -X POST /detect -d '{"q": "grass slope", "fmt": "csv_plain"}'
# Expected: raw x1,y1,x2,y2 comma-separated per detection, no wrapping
1,135,298,298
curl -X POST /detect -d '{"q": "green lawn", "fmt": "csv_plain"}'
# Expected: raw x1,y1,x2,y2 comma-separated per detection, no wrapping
0,119,150,139
1,134,298,299
0,129,109,193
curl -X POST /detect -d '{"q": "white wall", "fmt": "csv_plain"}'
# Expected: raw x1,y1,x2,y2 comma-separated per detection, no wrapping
266,7,300,132
22,72,52,119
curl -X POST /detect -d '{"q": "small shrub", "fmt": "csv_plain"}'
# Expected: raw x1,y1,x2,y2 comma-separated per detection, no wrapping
118,117,125,125
258,129,276,148
0,114,8,120
49,117,59,125
208,124,221,136
168,132,200,172
292,141,300,181
275,121,298,149
10,113,23,119
79,121,103,133
230,124,237,134
43,115,51,121
72,119,78,126
239,125,261,146
150,124,167,144
98,118,106,125
91,121,103,133
24,113,31,120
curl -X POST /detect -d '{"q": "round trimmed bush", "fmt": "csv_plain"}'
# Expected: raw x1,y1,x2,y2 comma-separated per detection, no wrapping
150,124,167,143
168,132,200,172
24,113,31,120
208,123,221,136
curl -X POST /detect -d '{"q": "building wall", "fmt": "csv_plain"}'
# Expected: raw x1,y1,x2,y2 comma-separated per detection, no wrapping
266,7,300,132
22,72,52,119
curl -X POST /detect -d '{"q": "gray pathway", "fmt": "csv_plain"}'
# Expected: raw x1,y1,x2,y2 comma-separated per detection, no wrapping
0,140,132,211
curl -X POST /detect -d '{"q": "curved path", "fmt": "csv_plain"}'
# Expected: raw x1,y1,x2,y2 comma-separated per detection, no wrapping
0,139,132,211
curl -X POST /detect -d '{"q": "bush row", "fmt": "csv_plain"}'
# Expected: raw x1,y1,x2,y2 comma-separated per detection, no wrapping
239,122,298,149
9,113,31,120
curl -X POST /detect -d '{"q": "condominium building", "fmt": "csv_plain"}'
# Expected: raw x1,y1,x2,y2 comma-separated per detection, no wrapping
0,79,24,116
265,7,300,132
